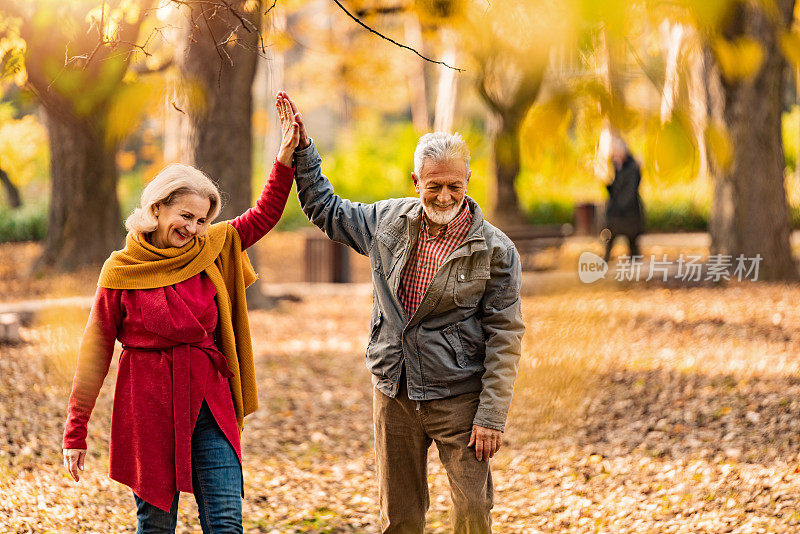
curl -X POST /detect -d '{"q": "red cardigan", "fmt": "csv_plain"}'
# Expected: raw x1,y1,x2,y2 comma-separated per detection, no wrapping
63,161,294,512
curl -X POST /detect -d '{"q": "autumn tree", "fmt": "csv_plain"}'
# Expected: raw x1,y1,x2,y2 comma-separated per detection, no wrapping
0,1,154,271
173,0,276,306
702,0,798,280
462,0,571,228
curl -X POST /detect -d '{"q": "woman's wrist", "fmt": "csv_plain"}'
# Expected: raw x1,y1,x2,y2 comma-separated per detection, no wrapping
277,147,293,167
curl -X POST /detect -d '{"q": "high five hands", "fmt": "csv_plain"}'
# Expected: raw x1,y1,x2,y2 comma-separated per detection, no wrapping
275,92,310,167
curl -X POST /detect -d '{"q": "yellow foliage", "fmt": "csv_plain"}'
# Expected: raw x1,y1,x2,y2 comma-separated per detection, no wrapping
464,0,575,72
779,31,800,74
0,16,26,86
576,0,629,37
106,80,163,146
523,97,573,157
0,111,49,188
705,122,734,171
685,0,731,31
414,0,467,25
116,150,136,172
646,115,696,180
712,36,765,82
85,0,141,38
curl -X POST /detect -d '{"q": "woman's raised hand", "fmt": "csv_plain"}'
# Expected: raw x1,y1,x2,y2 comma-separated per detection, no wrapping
278,92,310,149
276,93,300,167
63,448,86,482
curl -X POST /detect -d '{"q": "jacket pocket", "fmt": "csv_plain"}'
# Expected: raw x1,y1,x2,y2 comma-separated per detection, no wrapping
442,324,468,368
453,266,490,307
368,310,383,345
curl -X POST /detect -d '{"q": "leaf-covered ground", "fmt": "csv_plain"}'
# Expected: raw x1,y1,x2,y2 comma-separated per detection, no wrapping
2,239,800,532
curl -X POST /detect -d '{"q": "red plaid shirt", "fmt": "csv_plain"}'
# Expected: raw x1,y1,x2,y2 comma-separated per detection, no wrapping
398,202,473,318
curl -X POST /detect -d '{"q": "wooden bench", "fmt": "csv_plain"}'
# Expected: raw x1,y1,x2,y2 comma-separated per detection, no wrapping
502,224,573,271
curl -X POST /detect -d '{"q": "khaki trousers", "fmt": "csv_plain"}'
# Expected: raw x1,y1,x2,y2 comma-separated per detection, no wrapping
373,381,493,533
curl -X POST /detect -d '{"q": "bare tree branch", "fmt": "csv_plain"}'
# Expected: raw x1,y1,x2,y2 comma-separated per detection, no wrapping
133,57,175,74
330,0,463,71
355,5,407,17
200,3,230,67
172,100,186,113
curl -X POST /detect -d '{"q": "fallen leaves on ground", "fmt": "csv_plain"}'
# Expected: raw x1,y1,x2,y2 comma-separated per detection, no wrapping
2,241,800,532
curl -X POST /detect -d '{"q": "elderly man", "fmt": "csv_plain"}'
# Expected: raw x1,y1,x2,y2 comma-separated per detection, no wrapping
277,93,524,533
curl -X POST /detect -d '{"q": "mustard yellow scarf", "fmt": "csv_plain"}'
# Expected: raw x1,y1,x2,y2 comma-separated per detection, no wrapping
98,222,258,431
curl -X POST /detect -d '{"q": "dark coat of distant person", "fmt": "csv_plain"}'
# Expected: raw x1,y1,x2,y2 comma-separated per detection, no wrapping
605,153,643,236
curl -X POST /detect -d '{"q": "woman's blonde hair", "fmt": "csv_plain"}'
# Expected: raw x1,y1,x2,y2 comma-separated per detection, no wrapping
125,164,223,234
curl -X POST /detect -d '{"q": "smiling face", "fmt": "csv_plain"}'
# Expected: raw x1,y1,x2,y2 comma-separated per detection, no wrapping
150,193,211,248
413,157,471,230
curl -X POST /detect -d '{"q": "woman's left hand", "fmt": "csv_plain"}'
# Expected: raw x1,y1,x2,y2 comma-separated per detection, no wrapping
276,94,300,167
63,448,86,482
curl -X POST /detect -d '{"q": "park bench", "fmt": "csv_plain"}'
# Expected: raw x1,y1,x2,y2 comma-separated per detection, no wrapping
503,224,573,271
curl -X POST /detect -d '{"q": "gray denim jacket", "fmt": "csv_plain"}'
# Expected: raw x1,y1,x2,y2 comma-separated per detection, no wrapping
294,142,524,431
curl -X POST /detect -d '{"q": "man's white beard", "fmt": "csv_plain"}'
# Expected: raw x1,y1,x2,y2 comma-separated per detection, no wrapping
423,200,462,226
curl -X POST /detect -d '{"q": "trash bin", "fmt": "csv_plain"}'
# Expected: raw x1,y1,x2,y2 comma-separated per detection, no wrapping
304,228,350,283
573,202,598,236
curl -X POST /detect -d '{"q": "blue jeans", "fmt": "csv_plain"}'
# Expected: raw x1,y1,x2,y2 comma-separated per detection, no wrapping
134,401,243,533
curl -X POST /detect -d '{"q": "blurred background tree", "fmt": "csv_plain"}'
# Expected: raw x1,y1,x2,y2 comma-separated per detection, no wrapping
700,0,799,280
1,0,800,280
0,0,160,271
174,0,275,307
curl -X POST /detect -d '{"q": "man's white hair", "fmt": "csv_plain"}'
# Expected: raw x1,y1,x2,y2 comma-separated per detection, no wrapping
413,132,471,176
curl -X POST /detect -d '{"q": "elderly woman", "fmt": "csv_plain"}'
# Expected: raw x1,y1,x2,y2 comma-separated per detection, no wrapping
61,98,303,532
602,135,644,262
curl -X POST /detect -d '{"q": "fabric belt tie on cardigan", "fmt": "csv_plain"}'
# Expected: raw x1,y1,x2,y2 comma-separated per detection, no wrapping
122,337,233,492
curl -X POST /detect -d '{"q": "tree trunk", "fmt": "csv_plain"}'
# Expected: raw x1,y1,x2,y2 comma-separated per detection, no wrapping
262,9,286,167
183,5,261,220
37,110,122,270
0,168,21,208
687,37,709,179
163,9,191,164
659,21,684,122
708,0,797,280
404,13,430,133
492,117,525,227
433,30,458,133
183,2,277,308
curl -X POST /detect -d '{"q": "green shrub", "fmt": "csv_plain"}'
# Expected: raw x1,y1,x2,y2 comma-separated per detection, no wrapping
644,200,709,232
0,203,47,242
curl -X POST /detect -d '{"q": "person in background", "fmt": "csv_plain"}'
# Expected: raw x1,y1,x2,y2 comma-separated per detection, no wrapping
61,96,302,532
602,135,644,262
